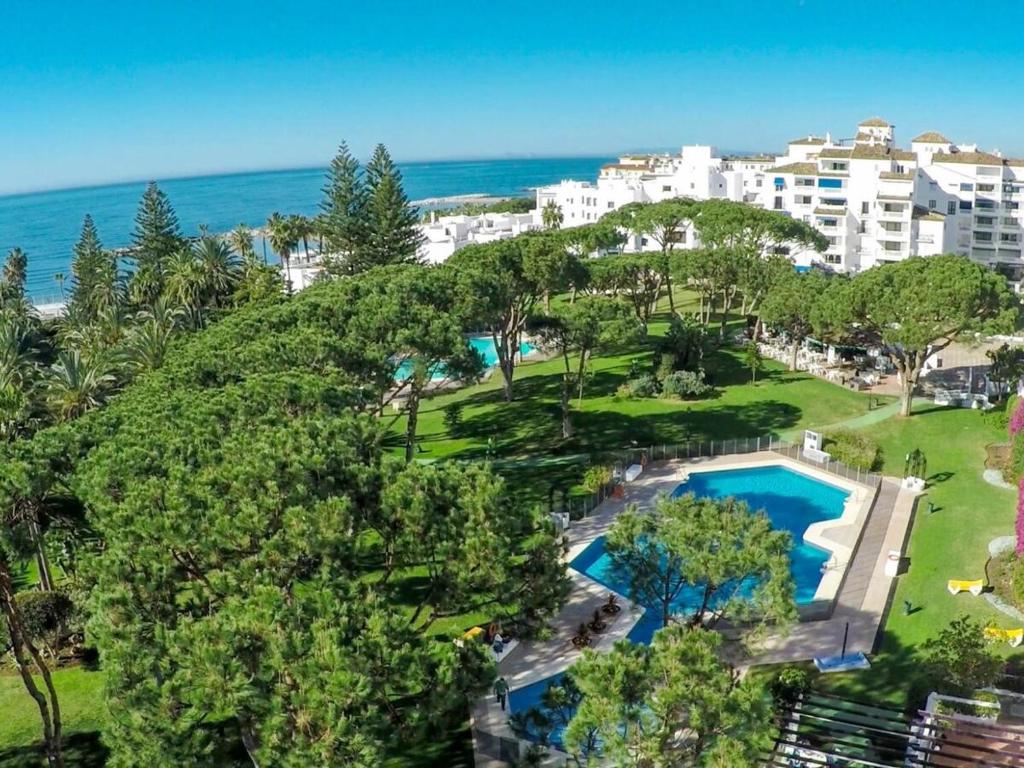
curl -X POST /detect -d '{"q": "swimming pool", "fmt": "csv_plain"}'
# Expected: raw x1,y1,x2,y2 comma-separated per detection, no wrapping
570,464,850,641
394,335,534,382
506,464,851,750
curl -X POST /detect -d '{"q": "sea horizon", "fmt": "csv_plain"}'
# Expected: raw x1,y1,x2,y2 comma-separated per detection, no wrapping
0,155,614,301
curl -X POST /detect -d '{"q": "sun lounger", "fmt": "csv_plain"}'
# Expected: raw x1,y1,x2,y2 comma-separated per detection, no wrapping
814,653,871,673
984,627,1024,647
947,579,984,596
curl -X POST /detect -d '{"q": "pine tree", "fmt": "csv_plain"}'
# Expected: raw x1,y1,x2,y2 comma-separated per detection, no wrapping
318,142,367,274
363,144,423,270
130,182,183,303
68,215,118,323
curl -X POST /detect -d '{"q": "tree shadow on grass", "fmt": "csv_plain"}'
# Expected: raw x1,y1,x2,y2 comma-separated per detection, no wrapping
0,732,108,768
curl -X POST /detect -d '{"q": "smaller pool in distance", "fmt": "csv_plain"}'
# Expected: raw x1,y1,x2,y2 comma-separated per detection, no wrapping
394,336,534,382
570,464,850,644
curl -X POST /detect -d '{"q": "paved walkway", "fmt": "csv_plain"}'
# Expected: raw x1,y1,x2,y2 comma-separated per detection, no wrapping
751,478,917,664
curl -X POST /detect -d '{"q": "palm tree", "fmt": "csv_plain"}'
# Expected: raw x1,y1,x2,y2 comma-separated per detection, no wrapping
194,237,240,308
46,350,116,422
229,224,257,264
289,215,313,262
542,201,564,230
0,318,42,438
163,249,205,326
266,212,298,293
124,317,177,374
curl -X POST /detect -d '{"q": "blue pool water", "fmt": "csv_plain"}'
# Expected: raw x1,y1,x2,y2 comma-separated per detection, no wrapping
394,336,534,381
571,466,849,629
508,465,850,750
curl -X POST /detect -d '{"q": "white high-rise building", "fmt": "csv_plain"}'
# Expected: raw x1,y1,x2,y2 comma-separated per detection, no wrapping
536,118,1024,285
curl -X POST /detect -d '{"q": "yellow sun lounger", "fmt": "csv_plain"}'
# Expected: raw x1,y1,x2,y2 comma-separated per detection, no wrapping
984,627,1024,647
947,579,984,596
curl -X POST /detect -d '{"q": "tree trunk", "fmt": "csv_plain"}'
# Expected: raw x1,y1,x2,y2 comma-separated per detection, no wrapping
495,331,514,402
404,390,421,463
30,517,53,592
544,290,551,313
560,375,573,440
0,563,62,768
664,269,675,315
239,720,261,768
898,355,924,417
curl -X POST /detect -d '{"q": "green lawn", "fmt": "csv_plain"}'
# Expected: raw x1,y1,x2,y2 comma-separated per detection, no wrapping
0,667,106,767
812,405,1018,707
396,311,887,507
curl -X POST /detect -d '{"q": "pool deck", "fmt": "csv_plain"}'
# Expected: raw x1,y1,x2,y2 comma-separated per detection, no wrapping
471,451,920,766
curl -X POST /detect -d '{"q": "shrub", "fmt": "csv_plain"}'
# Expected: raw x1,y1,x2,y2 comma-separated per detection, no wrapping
1012,552,1024,601
621,375,660,399
1009,433,1024,483
1017,478,1024,556
922,615,1002,694
1011,397,1024,437
582,465,614,496
768,666,811,705
655,355,676,383
15,588,75,658
443,401,464,434
825,429,881,471
660,369,712,400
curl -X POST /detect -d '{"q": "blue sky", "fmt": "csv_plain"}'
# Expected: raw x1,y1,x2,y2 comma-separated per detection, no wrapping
4,0,1024,194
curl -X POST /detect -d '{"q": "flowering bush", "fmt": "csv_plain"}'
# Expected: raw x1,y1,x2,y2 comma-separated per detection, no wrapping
1017,477,1024,556
1010,397,1024,437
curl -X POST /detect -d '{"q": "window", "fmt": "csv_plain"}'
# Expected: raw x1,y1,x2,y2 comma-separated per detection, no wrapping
976,216,995,226
640,237,648,246
978,183,996,192
662,185,672,192
959,200,973,211
858,222,866,234
774,196,783,210
607,201,614,209
861,202,870,214
756,178,763,187
960,182,974,192
884,241,902,251
929,199,936,209
929,181,938,189
976,199,996,210
975,231,993,242
818,177,843,189
690,183,695,190
796,195,812,205
795,177,815,187
948,201,957,215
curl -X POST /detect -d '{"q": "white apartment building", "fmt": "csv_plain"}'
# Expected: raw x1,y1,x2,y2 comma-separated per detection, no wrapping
536,118,1024,284
418,210,540,263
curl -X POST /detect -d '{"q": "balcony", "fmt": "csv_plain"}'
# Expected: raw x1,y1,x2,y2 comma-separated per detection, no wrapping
879,208,909,220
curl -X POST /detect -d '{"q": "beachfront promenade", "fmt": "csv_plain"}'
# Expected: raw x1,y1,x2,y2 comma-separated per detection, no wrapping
472,452,919,767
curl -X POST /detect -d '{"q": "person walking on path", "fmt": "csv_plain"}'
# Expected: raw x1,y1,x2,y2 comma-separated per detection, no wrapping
494,677,509,711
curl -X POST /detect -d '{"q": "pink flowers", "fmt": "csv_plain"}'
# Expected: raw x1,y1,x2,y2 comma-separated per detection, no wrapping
1010,400,1024,437
1017,477,1024,555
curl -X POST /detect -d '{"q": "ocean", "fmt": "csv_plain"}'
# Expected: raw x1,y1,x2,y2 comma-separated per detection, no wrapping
0,156,610,302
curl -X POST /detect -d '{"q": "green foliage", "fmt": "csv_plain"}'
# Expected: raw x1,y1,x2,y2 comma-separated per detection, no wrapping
564,626,775,766
67,215,120,326
427,197,535,218
443,401,464,434
658,315,709,372
1011,556,1024,608
660,369,712,400
363,144,423,269
618,374,659,399
825,428,881,471
605,493,796,634
129,182,183,304
819,255,1018,415
767,665,811,705
581,465,613,496
1010,432,1024,483
319,141,368,273
987,343,1024,395
922,615,1002,694
743,339,763,383
14,588,76,657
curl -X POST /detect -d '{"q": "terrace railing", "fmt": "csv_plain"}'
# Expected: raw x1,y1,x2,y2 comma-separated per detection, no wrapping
560,434,882,521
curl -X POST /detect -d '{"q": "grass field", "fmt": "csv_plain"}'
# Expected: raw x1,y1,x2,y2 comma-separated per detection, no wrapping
812,405,1018,707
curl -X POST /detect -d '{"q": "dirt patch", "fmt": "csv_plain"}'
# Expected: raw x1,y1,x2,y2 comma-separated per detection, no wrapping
987,442,1011,471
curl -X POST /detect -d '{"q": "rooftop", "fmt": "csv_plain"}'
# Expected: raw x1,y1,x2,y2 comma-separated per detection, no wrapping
788,136,826,145
879,171,914,181
931,150,1004,166
911,131,952,144
858,117,892,128
819,148,853,159
767,162,818,175
913,205,945,221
